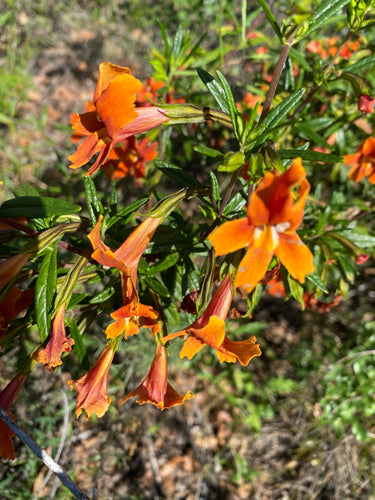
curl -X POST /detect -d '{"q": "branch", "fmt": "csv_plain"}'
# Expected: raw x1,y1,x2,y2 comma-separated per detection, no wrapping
0,406,91,500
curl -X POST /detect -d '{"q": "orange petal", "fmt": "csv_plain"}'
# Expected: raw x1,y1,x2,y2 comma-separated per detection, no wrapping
0,415,15,460
234,226,274,293
276,231,315,283
189,315,226,348
94,63,132,102
217,335,261,366
96,73,142,139
68,132,104,169
0,253,30,291
179,336,205,359
208,218,254,256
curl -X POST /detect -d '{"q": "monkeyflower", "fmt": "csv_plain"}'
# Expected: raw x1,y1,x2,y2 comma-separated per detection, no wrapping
69,340,117,419
120,341,193,410
162,276,261,365
88,214,161,336
344,137,375,184
68,62,169,175
102,136,158,182
0,360,34,460
33,304,74,369
0,285,34,339
358,94,375,114
208,159,315,293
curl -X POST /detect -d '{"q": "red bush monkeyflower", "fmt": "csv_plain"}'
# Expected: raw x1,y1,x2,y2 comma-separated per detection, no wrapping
0,286,34,339
68,62,169,175
358,94,375,115
208,159,315,293
136,77,165,106
69,341,116,419
120,341,193,410
0,253,31,291
102,136,158,183
106,302,159,339
162,276,261,365
344,137,375,184
0,370,30,460
33,304,74,369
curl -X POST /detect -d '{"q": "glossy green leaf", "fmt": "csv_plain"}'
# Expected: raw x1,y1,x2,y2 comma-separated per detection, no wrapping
69,317,90,371
197,68,230,114
145,276,170,297
209,171,220,204
13,183,40,198
106,197,149,229
345,54,375,74
84,175,102,223
194,144,224,159
155,160,203,187
35,246,57,343
278,149,342,162
257,0,282,40
145,252,180,275
306,272,329,294
299,0,352,39
0,196,81,218
216,70,241,140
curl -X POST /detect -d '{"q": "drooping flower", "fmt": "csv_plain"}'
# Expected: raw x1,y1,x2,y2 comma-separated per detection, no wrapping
68,62,169,175
0,367,31,460
0,285,34,339
102,136,158,183
162,276,261,365
120,341,193,410
358,94,375,114
344,136,375,184
33,304,74,369
88,214,162,305
69,341,116,419
0,253,31,291
208,158,315,293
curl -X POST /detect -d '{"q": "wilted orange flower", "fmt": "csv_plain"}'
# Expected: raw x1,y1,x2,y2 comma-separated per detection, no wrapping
162,276,261,365
120,341,193,410
303,292,342,313
208,159,315,293
68,62,169,175
344,137,375,184
33,304,74,369
0,286,34,339
69,342,115,419
102,136,158,182
0,372,28,460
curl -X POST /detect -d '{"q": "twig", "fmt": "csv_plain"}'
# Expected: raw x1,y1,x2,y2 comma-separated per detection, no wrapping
0,405,90,500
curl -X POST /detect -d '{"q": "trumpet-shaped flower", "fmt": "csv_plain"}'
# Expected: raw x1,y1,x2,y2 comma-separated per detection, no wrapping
0,285,34,339
162,276,261,365
344,136,375,184
68,62,169,175
69,342,115,419
0,253,30,291
33,304,74,369
208,159,315,293
0,371,28,460
120,342,193,410
88,214,162,304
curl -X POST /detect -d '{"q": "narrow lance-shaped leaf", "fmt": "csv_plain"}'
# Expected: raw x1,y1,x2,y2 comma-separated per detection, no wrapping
197,68,230,114
0,197,81,218
35,246,57,343
298,0,352,40
84,175,102,223
216,70,242,140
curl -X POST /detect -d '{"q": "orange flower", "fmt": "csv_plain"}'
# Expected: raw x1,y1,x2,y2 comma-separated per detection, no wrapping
0,286,34,339
102,136,158,182
120,342,193,410
33,304,74,369
208,159,315,293
68,62,169,175
344,137,375,184
0,253,30,291
358,94,375,115
88,214,162,304
106,302,159,339
69,342,115,419
162,276,261,365
136,77,165,106
0,372,28,460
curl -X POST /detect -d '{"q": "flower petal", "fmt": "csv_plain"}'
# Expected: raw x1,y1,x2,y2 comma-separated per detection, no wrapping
189,315,226,349
276,231,315,283
208,218,254,256
216,335,261,366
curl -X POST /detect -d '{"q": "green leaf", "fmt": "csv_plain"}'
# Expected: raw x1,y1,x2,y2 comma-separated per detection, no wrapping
0,196,81,218
337,229,375,249
106,197,149,229
145,276,170,297
13,183,41,198
216,70,242,140
155,160,203,187
84,176,102,223
163,302,180,326
194,144,224,159
257,0,282,41
306,272,329,294
197,68,230,114
300,0,352,39
172,25,183,60
69,318,90,371
278,149,342,162
345,54,375,74
89,285,116,304
210,171,220,204
145,252,180,275
35,246,57,343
